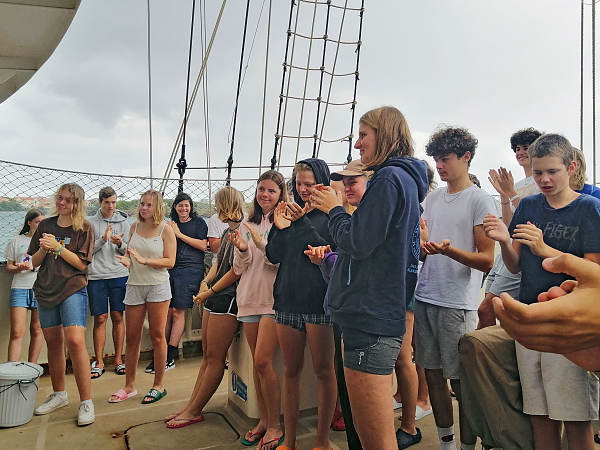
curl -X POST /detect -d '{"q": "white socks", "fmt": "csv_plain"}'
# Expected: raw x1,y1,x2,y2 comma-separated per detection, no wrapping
55,391,67,398
437,426,457,450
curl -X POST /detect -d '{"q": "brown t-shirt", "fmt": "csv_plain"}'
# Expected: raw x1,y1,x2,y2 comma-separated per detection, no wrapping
28,216,94,309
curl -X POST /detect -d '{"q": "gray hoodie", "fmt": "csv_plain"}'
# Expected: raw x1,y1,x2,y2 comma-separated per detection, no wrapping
88,209,130,280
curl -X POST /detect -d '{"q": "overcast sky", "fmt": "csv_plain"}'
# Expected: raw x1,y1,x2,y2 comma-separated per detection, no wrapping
0,0,595,193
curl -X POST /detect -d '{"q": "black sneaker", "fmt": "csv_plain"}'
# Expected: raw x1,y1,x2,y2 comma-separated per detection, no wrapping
145,360,154,374
165,359,176,372
396,427,422,450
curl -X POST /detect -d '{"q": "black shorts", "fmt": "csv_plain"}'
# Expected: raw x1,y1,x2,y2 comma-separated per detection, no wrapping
204,293,237,316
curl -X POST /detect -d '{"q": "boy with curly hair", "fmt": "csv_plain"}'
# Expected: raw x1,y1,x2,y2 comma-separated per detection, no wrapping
415,126,496,450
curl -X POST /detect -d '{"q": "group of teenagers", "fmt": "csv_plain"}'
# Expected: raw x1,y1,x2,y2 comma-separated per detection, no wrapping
5,104,600,450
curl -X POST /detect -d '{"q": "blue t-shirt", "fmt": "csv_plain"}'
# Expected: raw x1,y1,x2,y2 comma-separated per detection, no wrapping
509,193,600,304
172,217,208,270
577,183,600,200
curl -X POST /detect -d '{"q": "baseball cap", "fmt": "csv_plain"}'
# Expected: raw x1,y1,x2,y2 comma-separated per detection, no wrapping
330,159,365,181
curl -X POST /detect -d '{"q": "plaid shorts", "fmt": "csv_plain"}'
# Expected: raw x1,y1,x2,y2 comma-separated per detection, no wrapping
275,311,332,332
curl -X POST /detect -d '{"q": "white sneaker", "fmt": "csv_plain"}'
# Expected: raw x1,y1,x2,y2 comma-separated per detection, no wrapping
34,393,69,415
77,402,95,426
392,397,403,410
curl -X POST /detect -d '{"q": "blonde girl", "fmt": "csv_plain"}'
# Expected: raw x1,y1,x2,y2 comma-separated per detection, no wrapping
165,186,244,429
109,189,176,405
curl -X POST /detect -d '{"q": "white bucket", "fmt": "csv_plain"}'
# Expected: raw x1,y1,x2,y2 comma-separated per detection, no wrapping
0,362,43,427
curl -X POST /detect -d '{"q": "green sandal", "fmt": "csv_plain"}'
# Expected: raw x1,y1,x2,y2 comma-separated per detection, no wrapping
141,388,167,404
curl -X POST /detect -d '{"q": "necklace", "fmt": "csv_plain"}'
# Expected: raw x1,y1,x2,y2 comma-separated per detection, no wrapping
443,188,465,203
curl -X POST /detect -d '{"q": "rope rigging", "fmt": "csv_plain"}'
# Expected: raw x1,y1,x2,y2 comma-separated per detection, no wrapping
176,0,197,194
258,0,273,176
271,0,364,168
159,0,228,194
295,0,320,163
346,2,363,163
146,0,154,188
225,0,252,186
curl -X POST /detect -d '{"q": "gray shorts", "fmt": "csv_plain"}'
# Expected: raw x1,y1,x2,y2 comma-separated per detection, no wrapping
123,282,172,306
342,327,403,375
515,342,599,421
485,256,521,299
414,300,477,380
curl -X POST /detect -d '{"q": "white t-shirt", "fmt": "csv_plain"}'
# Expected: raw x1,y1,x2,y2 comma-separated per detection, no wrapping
512,176,539,211
415,185,497,310
3,234,38,289
207,213,229,265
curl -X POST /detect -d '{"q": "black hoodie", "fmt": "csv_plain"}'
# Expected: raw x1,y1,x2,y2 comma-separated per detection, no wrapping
325,157,429,336
266,158,336,314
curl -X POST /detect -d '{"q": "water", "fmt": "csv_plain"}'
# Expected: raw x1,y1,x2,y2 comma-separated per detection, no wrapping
0,211,27,261
0,212,212,262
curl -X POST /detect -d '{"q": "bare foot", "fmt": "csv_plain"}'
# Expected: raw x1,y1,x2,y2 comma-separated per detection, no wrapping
166,411,203,427
257,427,283,450
244,425,266,444
164,412,181,423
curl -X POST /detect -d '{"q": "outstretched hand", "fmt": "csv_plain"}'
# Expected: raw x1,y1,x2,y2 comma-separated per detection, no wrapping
419,218,428,247
488,167,516,199
493,254,600,367
310,185,343,214
127,247,145,265
422,239,451,256
228,228,248,252
483,213,510,243
115,255,131,268
512,222,550,257
285,202,310,222
273,202,291,230
243,222,262,246
303,244,332,265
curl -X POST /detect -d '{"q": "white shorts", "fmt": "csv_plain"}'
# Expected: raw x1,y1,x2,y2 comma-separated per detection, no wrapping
516,342,599,421
123,283,172,306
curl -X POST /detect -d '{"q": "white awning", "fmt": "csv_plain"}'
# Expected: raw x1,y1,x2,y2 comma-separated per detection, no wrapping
0,0,81,104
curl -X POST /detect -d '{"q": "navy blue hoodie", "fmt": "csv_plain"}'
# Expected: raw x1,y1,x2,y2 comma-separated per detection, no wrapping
266,158,336,314
326,157,428,336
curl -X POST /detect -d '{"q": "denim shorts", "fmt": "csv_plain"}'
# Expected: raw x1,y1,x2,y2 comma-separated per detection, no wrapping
342,327,403,375
275,311,332,332
169,267,202,309
238,314,275,323
38,288,88,329
9,289,38,309
87,277,127,316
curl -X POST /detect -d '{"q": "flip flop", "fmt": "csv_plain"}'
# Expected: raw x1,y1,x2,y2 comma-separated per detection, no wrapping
164,412,180,423
415,405,432,421
258,434,284,450
241,429,266,446
109,389,138,403
91,361,105,379
166,416,205,429
142,388,167,404
114,363,126,375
